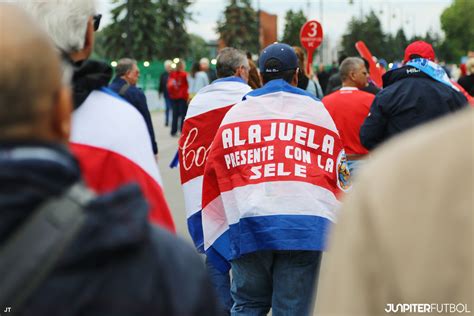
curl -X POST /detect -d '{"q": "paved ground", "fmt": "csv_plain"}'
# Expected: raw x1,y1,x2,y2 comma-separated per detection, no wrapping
151,110,192,243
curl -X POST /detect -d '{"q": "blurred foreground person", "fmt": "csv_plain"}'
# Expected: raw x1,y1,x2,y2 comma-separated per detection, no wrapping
21,0,174,231
0,4,219,316
360,40,467,150
322,57,374,174
315,109,473,316
179,47,252,315
202,43,350,316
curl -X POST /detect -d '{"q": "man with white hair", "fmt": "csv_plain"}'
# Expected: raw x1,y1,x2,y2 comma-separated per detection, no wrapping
20,0,175,231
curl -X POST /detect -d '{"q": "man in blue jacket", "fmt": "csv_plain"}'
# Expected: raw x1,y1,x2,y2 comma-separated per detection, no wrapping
360,41,467,150
110,58,158,156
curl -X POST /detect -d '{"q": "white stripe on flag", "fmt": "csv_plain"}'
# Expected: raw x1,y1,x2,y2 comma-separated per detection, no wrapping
182,175,203,218
185,82,251,120
221,181,340,225
202,195,228,250
71,90,163,185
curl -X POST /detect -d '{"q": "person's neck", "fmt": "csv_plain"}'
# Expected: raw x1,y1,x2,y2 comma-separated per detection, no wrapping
342,81,358,88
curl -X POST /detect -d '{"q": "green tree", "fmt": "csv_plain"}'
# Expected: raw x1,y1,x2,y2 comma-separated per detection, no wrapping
217,0,259,54
155,0,193,59
440,0,474,62
386,28,408,61
189,34,211,62
281,9,306,46
340,10,387,60
99,0,192,60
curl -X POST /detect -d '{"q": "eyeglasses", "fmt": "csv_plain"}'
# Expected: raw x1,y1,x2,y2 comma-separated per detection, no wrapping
93,14,102,31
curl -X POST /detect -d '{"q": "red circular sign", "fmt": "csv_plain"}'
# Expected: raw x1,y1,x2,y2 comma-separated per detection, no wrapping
300,20,323,51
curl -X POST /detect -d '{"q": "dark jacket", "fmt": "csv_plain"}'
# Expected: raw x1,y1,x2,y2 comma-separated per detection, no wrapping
109,77,158,154
360,66,468,150
72,60,113,109
458,74,474,97
0,143,219,316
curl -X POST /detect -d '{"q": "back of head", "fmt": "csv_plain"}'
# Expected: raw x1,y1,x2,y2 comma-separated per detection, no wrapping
115,58,137,77
340,57,364,82
403,40,435,64
216,47,249,79
19,0,96,54
0,4,64,141
258,43,298,84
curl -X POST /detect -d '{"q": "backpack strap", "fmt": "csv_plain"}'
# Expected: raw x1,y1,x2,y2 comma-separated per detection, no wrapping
0,182,95,310
118,83,130,96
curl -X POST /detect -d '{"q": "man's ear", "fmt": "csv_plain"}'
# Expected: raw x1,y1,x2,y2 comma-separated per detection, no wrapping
51,86,73,143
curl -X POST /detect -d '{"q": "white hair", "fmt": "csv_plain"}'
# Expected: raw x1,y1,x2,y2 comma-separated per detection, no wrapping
200,57,210,66
164,60,172,67
19,0,96,53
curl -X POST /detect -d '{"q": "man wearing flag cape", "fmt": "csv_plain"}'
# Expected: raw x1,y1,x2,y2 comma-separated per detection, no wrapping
360,40,467,150
202,43,350,315
21,0,175,232
179,47,252,314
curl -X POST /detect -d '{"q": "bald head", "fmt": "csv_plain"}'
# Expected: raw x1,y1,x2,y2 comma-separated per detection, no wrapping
0,4,69,141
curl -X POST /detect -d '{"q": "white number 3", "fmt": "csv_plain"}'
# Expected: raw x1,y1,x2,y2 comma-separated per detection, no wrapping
308,22,318,37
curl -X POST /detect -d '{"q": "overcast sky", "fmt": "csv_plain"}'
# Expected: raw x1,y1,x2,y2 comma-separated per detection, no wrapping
98,0,452,43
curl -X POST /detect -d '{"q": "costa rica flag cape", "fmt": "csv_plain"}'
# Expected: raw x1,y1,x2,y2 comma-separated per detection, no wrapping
70,88,175,232
202,79,351,271
178,77,252,250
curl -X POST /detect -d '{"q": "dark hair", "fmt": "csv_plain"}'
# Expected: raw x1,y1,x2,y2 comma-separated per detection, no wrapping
190,62,200,78
362,58,370,71
261,58,297,84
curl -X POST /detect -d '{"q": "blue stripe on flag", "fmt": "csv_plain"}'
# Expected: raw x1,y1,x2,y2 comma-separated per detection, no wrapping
228,215,332,259
187,211,204,252
169,150,179,168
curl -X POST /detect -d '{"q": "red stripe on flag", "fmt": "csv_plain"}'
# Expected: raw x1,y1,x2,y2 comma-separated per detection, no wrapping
179,104,234,184
206,119,343,196
70,143,175,232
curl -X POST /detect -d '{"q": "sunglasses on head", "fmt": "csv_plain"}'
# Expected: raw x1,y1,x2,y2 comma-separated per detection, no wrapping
93,14,102,31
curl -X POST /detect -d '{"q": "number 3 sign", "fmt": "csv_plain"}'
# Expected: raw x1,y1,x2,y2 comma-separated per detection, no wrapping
300,20,323,75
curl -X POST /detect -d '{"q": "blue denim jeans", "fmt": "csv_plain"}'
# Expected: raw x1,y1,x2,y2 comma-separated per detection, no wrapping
230,250,322,316
164,96,172,126
206,257,233,315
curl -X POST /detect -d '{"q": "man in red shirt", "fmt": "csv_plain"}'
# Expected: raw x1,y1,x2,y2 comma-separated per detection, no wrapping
167,61,189,136
322,57,374,173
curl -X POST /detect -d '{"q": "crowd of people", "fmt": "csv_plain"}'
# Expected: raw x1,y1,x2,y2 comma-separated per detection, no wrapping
0,1,472,316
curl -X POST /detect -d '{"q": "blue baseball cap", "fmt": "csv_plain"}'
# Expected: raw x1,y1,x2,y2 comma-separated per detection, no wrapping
259,43,298,73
